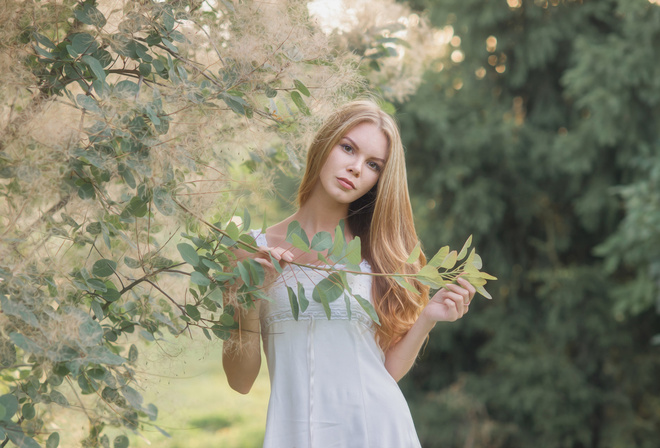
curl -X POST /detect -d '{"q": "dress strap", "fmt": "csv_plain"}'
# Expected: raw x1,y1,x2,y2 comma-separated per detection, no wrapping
249,229,268,247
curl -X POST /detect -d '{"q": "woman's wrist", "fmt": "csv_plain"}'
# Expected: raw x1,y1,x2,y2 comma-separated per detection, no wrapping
416,307,438,334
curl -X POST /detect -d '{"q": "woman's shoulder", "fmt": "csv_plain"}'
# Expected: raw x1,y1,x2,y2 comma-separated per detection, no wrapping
261,216,296,246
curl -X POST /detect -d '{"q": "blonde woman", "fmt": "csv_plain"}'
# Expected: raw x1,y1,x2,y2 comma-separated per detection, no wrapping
223,100,475,447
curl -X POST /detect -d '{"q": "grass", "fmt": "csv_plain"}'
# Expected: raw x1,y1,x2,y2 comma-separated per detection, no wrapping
50,335,270,447
124,337,270,448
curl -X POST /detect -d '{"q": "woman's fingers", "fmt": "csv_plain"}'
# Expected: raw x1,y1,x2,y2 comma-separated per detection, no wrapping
270,247,294,263
440,291,466,318
456,277,476,301
255,246,293,271
445,283,471,306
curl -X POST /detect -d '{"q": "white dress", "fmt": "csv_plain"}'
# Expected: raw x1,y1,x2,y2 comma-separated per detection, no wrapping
252,231,422,448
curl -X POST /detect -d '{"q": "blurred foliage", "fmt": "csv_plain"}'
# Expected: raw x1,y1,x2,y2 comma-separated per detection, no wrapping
398,0,660,447
0,0,436,446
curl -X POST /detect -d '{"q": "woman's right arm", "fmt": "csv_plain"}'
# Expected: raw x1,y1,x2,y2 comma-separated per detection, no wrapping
221,244,292,394
222,300,262,394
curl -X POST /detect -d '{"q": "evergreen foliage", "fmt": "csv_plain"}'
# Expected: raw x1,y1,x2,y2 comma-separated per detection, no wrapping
399,0,660,446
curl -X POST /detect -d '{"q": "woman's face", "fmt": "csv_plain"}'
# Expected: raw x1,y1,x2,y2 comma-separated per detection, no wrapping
316,122,389,205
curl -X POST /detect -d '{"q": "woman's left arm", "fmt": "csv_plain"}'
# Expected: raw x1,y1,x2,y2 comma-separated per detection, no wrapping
384,277,476,382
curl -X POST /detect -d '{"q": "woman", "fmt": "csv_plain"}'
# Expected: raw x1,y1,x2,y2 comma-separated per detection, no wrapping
222,100,475,447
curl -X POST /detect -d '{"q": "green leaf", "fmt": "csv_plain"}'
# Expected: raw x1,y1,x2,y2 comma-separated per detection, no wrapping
291,233,310,252
0,394,18,421
345,237,362,265
85,346,125,365
78,181,96,200
353,294,380,325
190,271,211,287
202,258,223,272
79,319,103,345
92,259,116,277
265,85,277,98
290,91,310,115
6,429,41,448
154,425,171,438
177,243,200,266
287,286,299,320
472,253,483,270
476,285,493,300
237,261,250,284
123,196,148,218
185,304,201,321
206,288,223,305
33,44,54,60
146,403,158,421
310,231,333,251
74,3,107,27
440,251,458,269
114,434,129,448
76,94,101,114
225,221,240,241
428,246,450,268
457,235,473,260
312,272,344,308
214,271,236,282
86,278,108,291
268,252,283,274
49,390,68,407
46,432,60,448
71,33,99,55
285,221,310,249
329,224,345,257
114,80,139,99
220,313,235,326
297,282,309,312
242,208,251,231
393,276,420,294
0,295,39,327
124,257,140,269
220,93,247,115
405,242,422,264
293,79,311,96
22,403,35,420
82,55,106,84
33,32,55,49
128,344,138,364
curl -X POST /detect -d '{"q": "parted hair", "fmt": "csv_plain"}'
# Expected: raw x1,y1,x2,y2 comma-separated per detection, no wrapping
297,100,430,352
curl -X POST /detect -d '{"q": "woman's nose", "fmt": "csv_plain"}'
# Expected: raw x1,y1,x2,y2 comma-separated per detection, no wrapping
347,163,360,177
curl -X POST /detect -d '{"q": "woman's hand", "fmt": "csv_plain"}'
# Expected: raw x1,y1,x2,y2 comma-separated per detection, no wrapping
252,246,294,272
421,276,476,324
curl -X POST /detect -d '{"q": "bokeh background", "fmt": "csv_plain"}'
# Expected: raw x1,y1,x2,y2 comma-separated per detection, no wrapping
2,0,659,447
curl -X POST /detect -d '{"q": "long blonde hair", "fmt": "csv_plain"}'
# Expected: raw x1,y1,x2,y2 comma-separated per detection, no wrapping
298,100,430,351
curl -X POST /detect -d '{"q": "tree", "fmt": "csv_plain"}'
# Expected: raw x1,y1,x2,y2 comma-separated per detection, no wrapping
397,0,660,447
0,0,456,446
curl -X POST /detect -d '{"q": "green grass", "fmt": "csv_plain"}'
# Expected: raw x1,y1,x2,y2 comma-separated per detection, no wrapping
47,335,269,447
123,337,270,448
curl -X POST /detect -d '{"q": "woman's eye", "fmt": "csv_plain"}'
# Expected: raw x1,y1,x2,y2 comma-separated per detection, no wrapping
367,161,381,172
341,144,354,153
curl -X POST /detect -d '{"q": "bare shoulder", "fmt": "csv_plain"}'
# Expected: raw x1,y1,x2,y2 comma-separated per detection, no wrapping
264,215,295,247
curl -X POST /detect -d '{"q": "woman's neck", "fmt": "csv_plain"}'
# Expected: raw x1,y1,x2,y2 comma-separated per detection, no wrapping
292,197,350,238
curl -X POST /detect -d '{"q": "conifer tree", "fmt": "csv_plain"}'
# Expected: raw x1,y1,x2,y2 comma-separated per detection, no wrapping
399,0,660,446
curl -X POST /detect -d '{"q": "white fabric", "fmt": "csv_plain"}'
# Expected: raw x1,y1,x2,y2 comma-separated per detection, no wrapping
251,231,422,448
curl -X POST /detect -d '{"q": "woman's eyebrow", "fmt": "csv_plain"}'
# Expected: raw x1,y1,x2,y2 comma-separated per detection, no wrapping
343,136,360,150
343,136,386,163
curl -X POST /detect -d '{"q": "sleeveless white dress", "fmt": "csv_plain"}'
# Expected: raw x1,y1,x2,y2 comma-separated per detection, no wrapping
252,231,422,448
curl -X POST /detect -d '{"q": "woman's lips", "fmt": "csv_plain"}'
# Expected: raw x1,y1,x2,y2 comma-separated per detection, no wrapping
337,177,355,189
